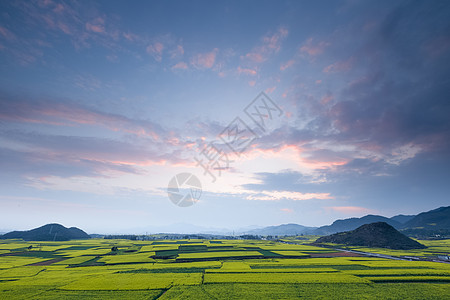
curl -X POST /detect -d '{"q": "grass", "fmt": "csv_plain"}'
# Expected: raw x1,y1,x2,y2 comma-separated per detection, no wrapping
203,272,371,283
160,283,450,300
60,273,202,290
97,252,156,264
177,251,263,260
0,238,449,299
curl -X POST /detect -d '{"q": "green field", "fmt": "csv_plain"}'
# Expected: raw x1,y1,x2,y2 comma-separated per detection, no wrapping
0,238,449,299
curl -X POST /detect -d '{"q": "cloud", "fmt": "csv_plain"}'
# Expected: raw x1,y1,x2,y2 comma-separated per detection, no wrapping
243,27,288,64
300,38,330,56
0,95,165,139
122,31,140,42
0,1,133,62
323,57,355,73
0,144,142,182
320,93,333,105
246,190,332,201
263,27,288,52
170,45,184,58
280,59,295,71
265,87,276,94
85,17,105,33
0,26,16,40
280,208,294,213
326,206,372,214
190,48,218,69
255,3,450,181
0,122,196,185
146,42,164,61
237,66,257,76
172,61,188,70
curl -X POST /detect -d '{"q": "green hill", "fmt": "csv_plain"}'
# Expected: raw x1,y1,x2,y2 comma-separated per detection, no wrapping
0,223,89,241
315,222,426,250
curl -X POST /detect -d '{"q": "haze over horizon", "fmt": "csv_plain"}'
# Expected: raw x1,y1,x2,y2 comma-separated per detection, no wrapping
1,1,450,234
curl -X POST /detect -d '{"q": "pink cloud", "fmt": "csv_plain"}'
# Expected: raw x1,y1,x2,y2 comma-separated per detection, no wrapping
237,66,257,76
327,206,373,214
280,208,294,213
323,57,355,73
248,80,256,86
265,86,276,94
85,17,105,33
0,26,16,40
247,191,333,201
146,42,164,61
263,27,288,52
123,32,140,42
57,22,72,35
244,27,288,64
190,48,218,69
0,99,162,140
320,94,333,105
170,45,184,58
245,143,350,172
280,59,295,71
300,38,330,56
245,52,265,63
53,3,65,13
172,62,188,70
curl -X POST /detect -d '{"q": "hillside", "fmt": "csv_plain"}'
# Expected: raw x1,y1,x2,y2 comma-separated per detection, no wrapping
390,214,415,224
238,206,450,237
314,215,402,235
402,206,450,230
0,223,90,241
315,222,426,250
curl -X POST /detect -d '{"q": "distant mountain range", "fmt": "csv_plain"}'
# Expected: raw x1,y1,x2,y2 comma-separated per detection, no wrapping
315,222,427,250
0,223,89,241
246,206,450,236
401,206,450,230
1,206,448,239
246,224,316,236
314,215,402,235
390,214,415,224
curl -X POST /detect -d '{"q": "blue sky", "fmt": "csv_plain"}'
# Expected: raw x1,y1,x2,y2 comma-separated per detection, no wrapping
1,0,450,233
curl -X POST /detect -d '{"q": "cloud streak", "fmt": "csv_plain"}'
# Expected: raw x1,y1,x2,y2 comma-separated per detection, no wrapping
243,27,288,64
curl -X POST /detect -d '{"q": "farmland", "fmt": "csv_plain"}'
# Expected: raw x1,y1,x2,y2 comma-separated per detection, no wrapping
0,238,449,299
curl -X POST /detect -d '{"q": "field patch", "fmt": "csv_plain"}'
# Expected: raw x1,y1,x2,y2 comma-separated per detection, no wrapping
61,273,202,290
1,238,449,298
204,272,370,284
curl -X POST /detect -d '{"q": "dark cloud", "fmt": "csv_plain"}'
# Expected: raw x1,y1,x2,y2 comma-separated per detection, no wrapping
252,1,450,179
0,91,201,183
0,146,140,185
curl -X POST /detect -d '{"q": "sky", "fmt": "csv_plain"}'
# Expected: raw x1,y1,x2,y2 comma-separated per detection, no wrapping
1,0,450,234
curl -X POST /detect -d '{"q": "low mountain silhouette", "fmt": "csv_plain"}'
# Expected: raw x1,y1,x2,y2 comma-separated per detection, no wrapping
390,214,415,224
315,222,426,250
402,206,450,230
239,206,450,237
314,215,402,235
246,223,316,236
0,223,90,241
